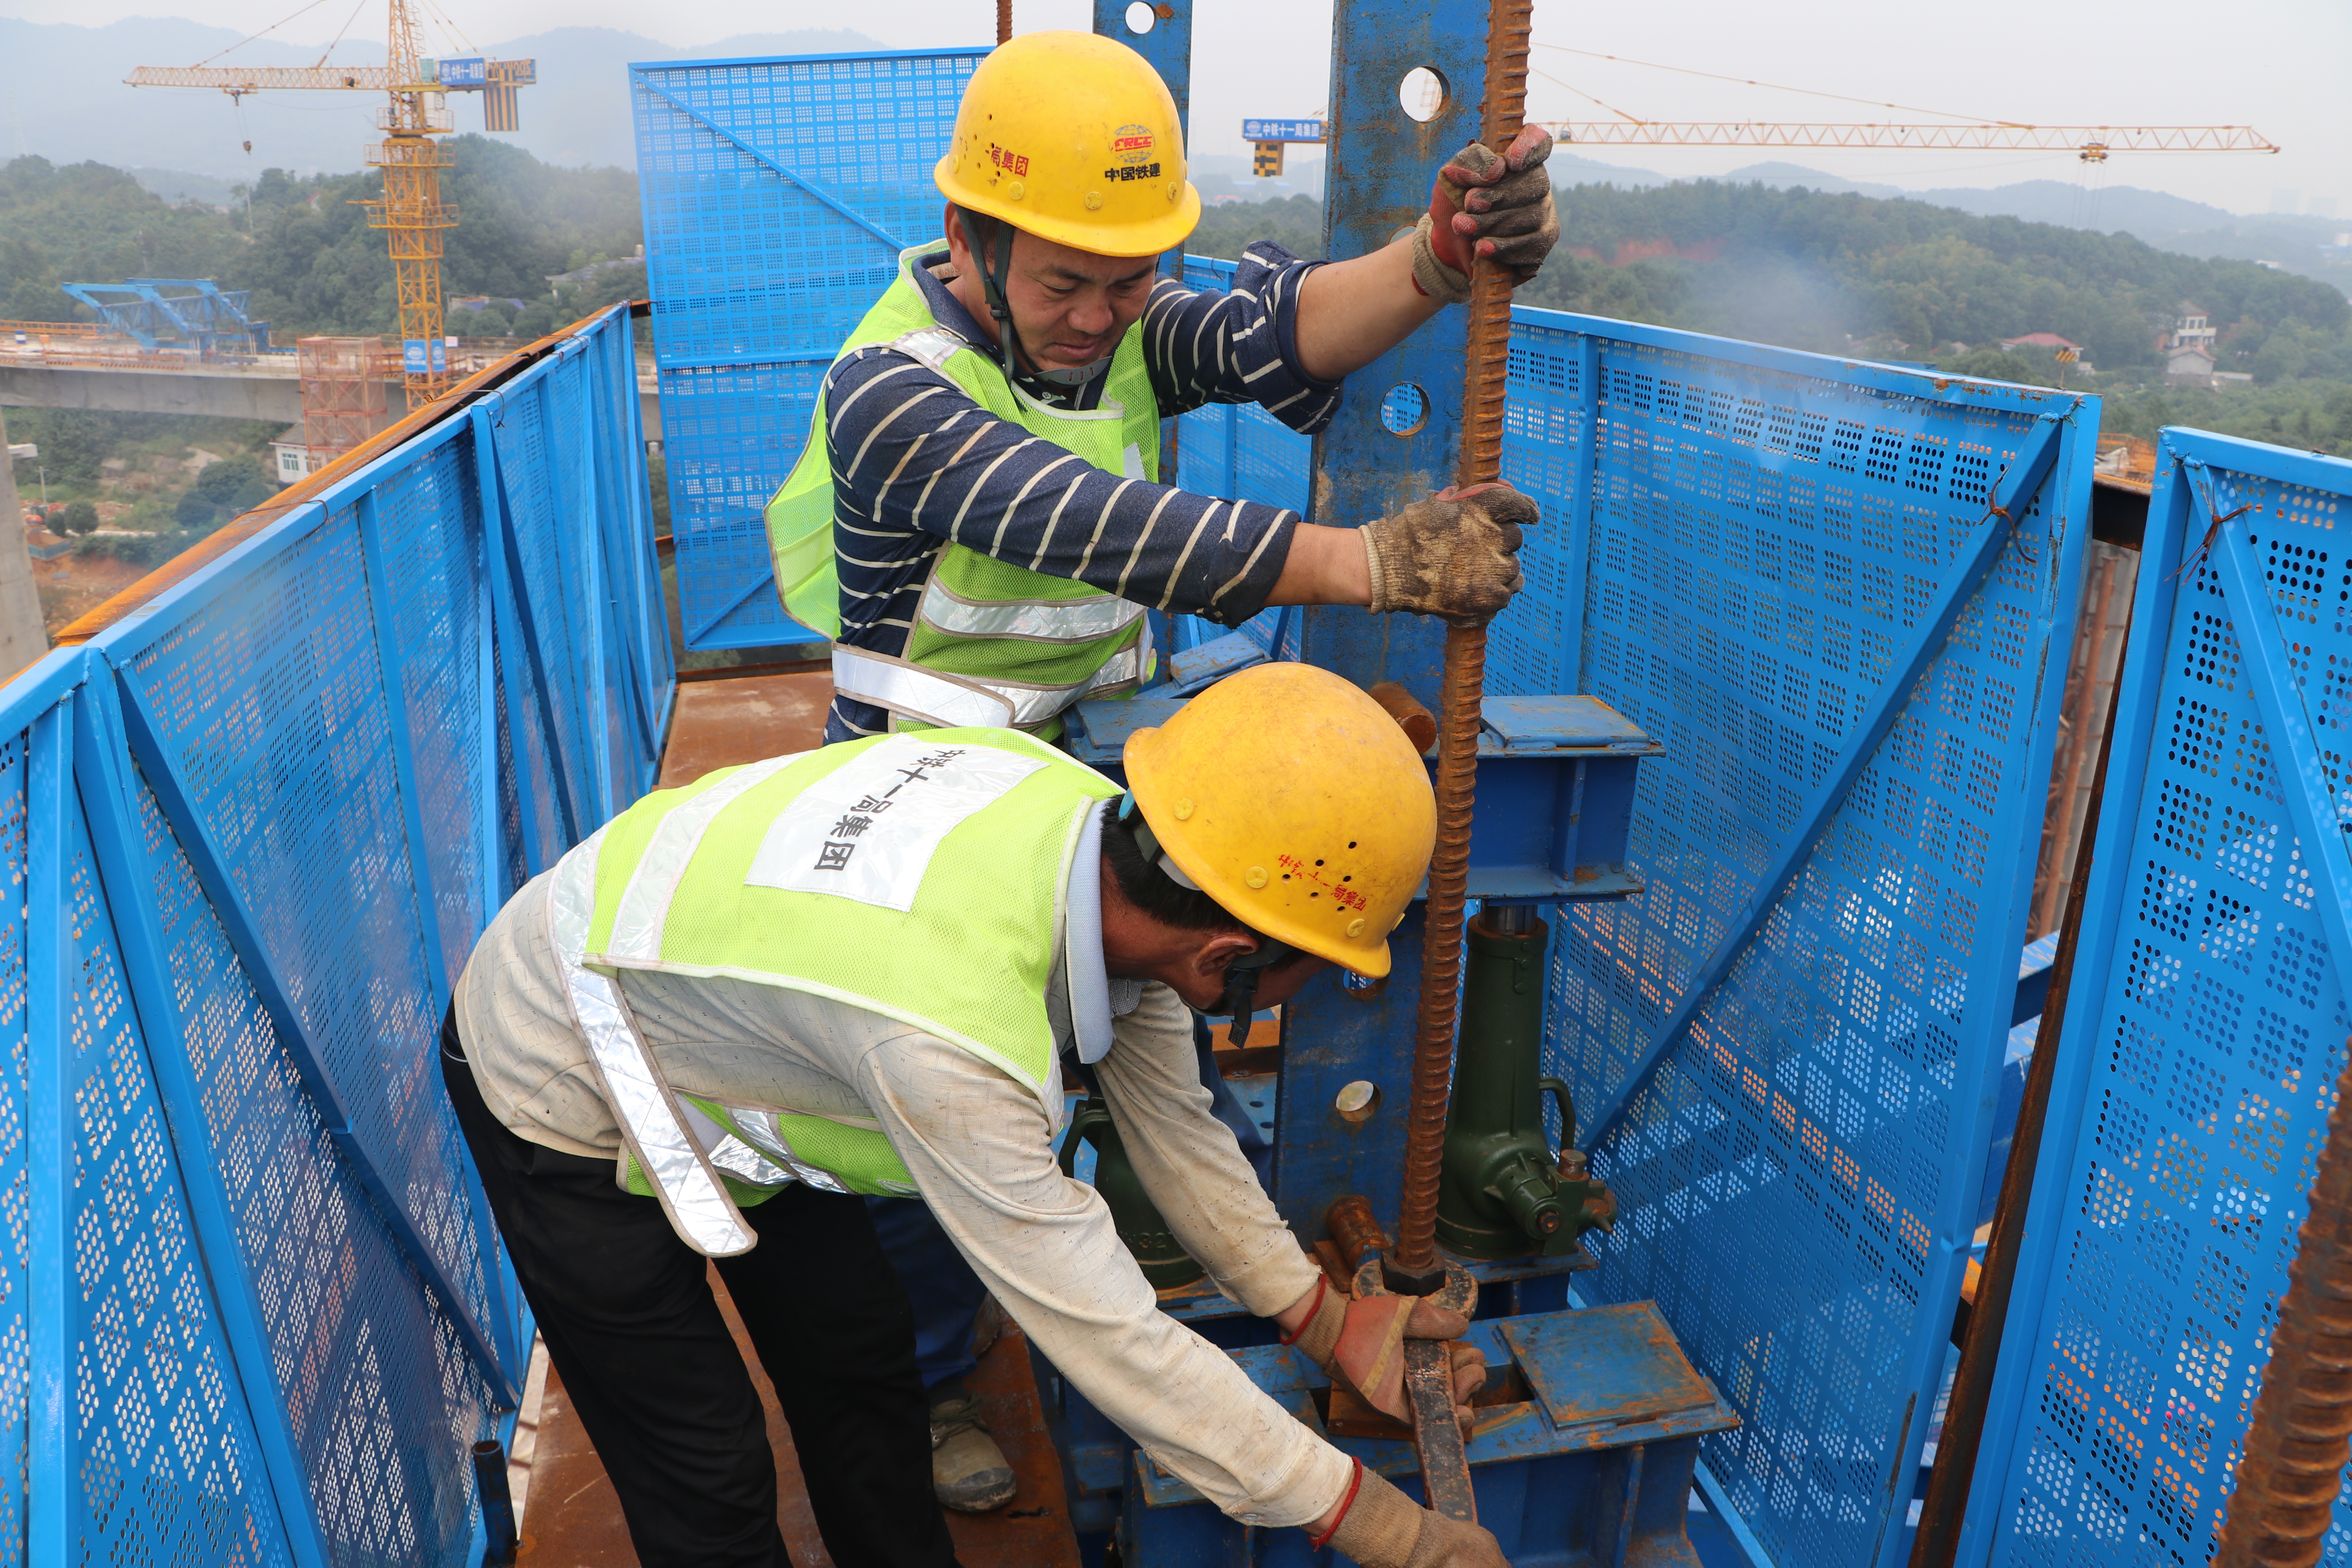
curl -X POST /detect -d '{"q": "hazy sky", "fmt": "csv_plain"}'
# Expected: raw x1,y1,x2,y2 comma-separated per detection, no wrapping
2,0,2341,218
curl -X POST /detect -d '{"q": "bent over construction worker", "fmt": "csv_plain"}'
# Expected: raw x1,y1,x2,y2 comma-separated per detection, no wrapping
443,663,1509,1568
764,30,1559,743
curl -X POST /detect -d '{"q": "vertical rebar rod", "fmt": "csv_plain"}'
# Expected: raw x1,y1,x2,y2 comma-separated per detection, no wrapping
2212,1043,2352,1568
997,0,1012,44
1393,0,1534,1275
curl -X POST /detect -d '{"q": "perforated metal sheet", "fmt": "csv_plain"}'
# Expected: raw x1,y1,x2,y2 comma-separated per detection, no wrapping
1969,433,2352,1568
64,782,296,1568
1489,310,2095,1568
632,49,984,650
0,304,662,1561
112,507,498,1356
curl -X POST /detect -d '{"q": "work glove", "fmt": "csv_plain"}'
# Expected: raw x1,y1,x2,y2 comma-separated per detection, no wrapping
1412,124,1560,302
1360,483,1538,626
1281,1276,1487,1430
1314,1462,1510,1568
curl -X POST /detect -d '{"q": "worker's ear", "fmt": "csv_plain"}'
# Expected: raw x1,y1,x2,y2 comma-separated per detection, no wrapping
1192,932,1261,984
943,203,969,267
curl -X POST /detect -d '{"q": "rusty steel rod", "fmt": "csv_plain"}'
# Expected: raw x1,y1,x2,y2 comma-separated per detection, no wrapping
2212,1043,2352,1568
1393,0,1534,1276
996,0,1011,44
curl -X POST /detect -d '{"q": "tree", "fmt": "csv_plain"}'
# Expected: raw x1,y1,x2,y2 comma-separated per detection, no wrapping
174,455,274,533
2253,334,2307,385
1942,347,2051,387
56,499,97,535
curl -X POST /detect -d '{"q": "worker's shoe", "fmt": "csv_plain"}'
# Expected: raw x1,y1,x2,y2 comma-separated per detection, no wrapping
930,1395,1017,1512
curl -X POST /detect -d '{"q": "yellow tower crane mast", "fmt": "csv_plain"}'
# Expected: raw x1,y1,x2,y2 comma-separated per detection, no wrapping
128,0,535,405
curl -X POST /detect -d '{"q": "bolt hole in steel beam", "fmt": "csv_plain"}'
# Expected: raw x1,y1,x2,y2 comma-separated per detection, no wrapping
1123,1,1157,34
1334,1080,1382,1126
1399,66,1449,123
1381,383,1430,437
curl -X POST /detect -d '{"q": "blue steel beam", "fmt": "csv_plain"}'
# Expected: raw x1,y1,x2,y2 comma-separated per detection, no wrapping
25,697,75,1568
1577,413,2067,1154
1297,3,1488,712
1261,0,1494,1238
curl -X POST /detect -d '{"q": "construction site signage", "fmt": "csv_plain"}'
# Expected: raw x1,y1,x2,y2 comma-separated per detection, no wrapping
1241,118,1325,143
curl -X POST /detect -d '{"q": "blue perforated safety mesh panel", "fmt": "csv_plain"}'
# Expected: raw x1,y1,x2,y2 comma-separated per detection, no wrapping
633,50,984,650
66,790,294,1568
369,437,493,985
1490,311,2092,1568
1979,437,2352,1568
0,304,658,1562
115,513,498,1354
128,760,494,1567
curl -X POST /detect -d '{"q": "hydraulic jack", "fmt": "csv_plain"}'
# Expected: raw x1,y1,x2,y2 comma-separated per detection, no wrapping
1436,905,1616,1260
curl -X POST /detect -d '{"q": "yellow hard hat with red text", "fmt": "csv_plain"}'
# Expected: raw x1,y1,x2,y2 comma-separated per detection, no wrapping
935,31,1201,258
1122,664,1436,978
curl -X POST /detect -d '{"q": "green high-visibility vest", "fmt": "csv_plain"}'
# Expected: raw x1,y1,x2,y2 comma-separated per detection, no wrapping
763,244,1160,734
544,728,1121,1255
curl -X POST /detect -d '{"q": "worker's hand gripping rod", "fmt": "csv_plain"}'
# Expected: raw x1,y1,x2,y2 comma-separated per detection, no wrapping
1387,0,1537,1526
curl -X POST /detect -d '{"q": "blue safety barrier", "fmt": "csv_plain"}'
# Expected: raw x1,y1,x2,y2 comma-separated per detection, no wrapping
1965,430,2352,1566
1479,310,2098,1568
631,48,986,651
0,303,666,1564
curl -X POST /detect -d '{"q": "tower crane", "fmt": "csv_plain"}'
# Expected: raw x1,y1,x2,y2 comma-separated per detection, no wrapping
1527,46,2277,163
127,0,536,405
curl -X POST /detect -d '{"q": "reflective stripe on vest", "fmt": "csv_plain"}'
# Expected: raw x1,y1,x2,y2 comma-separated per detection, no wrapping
918,576,1147,642
547,826,759,1257
831,640,1145,731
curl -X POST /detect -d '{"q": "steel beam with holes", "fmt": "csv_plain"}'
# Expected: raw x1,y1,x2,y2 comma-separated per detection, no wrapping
1578,414,2067,1154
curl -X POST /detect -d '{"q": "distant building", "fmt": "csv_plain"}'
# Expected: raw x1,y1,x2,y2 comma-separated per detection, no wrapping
2170,303,2217,351
1998,332,2080,354
270,441,325,485
2164,343,2217,386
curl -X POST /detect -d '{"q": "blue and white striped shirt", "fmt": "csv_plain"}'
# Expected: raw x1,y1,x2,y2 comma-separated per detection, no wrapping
821,241,1340,740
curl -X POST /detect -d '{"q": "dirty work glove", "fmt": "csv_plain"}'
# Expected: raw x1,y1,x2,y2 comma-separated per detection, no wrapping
1281,1276,1487,1430
1311,1461,1510,1568
1360,483,1539,626
1413,124,1560,301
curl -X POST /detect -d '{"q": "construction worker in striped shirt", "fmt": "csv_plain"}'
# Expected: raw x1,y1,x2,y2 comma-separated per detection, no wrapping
444,664,1509,1568
762,29,1562,745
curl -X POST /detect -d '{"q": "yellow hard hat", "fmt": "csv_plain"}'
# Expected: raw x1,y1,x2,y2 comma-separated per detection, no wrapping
1123,664,1437,978
935,31,1201,258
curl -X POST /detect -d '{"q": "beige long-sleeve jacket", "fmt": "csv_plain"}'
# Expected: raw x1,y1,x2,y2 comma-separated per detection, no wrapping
455,865,1349,1528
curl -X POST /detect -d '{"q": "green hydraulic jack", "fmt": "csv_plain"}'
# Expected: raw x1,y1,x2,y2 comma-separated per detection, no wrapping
1436,906,1619,1259
1059,1100,1205,1289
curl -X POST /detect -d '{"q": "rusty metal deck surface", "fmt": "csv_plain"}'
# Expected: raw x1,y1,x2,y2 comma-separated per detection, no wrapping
515,1270,1079,1566
657,667,833,789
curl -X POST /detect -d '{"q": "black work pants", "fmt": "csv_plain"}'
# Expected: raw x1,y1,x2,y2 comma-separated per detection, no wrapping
441,1012,960,1568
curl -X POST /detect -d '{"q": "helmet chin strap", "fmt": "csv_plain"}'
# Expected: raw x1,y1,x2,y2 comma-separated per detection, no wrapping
961,207,1114,389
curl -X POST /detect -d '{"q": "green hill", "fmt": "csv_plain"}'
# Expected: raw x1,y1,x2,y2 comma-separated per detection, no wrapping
0,139,642,339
